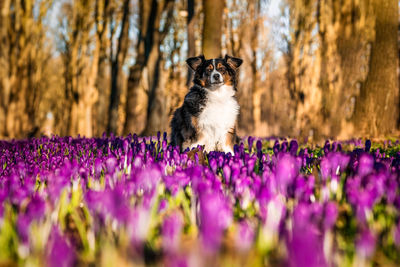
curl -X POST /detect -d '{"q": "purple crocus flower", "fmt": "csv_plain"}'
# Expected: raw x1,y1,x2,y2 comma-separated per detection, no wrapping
16,214,31,244
365,140,371,152
133,166,161,195
289,140,298,156
209,158,218,173
324,140,331,154
163,255,188,267
320,158,331,181
235,220,255,251
199,192,232,252
94,158,103,178
394,222,400,247
273,140,280,155
281,141,288,152
248,136,254,153
47,226,76,267
287,204,326,267
356,229,376,259
105,157,118,173
129,206,151,245
159,198,168,212
222,165,231,184
85,186,130,223
323,202,338,230
274,154,299,194
357,154,374,177
26,194,46,220
0,189,7,218
256,140,263,152
162,212,183,253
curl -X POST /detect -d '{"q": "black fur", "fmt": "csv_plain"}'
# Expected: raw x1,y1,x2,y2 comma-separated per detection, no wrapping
170,55,243,150
170,84,207,148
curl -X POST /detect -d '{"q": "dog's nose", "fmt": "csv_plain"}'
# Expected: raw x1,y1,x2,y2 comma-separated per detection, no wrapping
213,73,220,80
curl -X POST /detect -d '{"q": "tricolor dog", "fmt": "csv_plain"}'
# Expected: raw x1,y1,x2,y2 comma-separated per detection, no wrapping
170,54,243,154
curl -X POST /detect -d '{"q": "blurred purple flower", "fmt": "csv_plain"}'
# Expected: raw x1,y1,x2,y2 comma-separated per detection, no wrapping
248,136,254,153
129,206,150,244
17,214,31,244
85,186,130,223
274,154,299,194
209,158,217,173
159,198,168,212
26,194,46,220
394,222,400,247
323,202,338,230
356,229,376,259
94,158,103,178
287,204,326,267
199,192,232,252
365,140,371,152
320,158,331,181
133,166,161,194
47,226,76,267
105,157,118,173
256,140,263,153
162,212,183,253
289,140,298,156
358,154,374,177
235,220,255,251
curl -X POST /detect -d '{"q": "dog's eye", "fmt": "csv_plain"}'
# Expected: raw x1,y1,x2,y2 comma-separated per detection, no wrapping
218,67,226,73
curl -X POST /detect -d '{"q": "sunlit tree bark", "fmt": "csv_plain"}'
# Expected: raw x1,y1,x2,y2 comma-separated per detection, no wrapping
202,0,224,58
237,0,260,134
93,0,111,136
124,0,174,136
317,0,374,138
0,0,52,138
187,0,196,85
107,0,130,135
286,0,398,140
59,0,99,137
352,0,399,137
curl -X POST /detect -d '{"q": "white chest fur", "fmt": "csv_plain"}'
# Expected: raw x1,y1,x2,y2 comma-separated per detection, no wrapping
195,85,239,152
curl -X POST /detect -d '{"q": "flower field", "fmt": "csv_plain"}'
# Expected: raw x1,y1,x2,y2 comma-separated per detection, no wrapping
1,134,400,266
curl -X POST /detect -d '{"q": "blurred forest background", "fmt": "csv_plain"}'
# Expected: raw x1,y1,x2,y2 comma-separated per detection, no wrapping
0,0,399,141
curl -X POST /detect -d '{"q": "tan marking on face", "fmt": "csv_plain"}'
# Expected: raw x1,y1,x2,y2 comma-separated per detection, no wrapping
198,79,206,87
215,63,233,85
222,73,233,85
225,128,236,150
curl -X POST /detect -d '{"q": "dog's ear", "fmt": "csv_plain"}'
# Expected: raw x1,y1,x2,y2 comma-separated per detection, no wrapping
225,55,243,69
186,55,205,71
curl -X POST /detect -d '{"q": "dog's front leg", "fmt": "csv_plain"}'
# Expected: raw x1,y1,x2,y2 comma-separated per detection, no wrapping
220,130,235,154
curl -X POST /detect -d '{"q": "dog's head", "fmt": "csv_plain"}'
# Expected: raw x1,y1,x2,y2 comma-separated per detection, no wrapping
186,55,243,90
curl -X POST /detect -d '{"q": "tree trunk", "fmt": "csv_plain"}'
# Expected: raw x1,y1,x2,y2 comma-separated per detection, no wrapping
124,0,174,136
187,0,196,86
108,0,130,135
202,0,224,58
236,1,258,135
352,0,399,137
94,0,111,136
124,0,155,135
0,0,50,138
94,42,109,136
141,0,174,136
60,0,99,137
